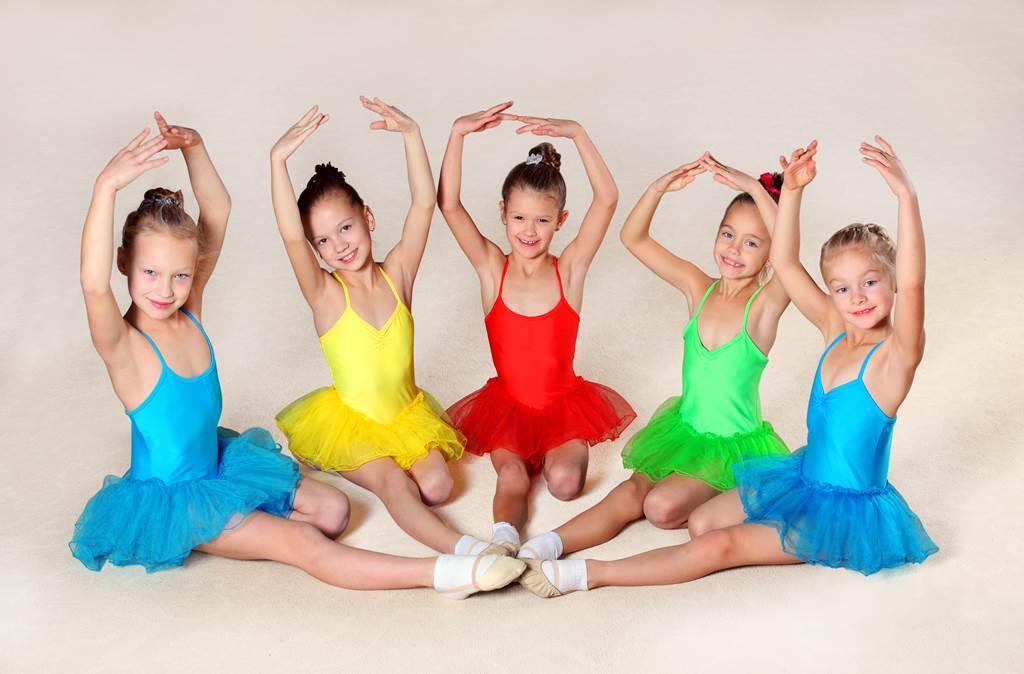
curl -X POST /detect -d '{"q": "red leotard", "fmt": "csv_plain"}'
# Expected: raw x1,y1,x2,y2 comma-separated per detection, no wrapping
447,256,635,470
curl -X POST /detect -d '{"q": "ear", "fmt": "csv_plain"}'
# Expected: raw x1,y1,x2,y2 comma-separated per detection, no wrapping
498,200,507,225
556,210,569,231
116,246,128,275
364,205,376,232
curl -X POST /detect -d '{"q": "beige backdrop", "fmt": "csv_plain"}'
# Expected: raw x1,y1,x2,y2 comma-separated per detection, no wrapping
3,1,1021,672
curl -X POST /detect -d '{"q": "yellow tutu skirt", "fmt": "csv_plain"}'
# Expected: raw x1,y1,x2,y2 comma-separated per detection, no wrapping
275,387,465,472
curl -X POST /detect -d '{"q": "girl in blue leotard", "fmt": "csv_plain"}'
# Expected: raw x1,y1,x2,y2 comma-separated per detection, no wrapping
520,137,937,597
70,113,523,598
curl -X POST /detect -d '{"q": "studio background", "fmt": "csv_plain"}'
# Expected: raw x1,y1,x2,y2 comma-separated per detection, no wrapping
2,1,1020,671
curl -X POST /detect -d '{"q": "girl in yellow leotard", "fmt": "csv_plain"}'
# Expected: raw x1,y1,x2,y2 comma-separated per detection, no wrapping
270,100,491,556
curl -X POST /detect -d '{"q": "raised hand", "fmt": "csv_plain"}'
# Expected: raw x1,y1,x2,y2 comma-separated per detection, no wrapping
360,96,418,133
699,152,760,193
271,105,329,163
650,161,706,194
514,115,581,139
452,101,516,136
96,129,169,192
779,140,818,191
860,136,915,198
154,111,201,150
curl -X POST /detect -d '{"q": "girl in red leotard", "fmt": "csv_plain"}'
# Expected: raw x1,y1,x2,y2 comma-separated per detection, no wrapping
438,102,636,555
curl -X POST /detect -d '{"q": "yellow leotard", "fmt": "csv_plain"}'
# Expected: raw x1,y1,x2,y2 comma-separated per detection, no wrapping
276,265,464,472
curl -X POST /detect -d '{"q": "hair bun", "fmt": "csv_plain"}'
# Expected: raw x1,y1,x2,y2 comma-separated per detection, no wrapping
313,162,346,182
141,187,183,209
528,142,561,171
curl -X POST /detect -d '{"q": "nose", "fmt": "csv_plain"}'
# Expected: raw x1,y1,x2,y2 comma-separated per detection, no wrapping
158,275,174,298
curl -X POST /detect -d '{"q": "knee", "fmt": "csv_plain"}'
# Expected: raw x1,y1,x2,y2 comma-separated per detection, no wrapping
416,469,454,506
696,529,736,563
687,506,714,539
545,463,584,501
496,461,531,495
643,491,684,529
379,468,418,503
317,490,350,539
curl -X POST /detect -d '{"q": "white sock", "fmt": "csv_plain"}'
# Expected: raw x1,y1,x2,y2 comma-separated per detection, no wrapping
491,522,520,548
542,559,589,594
432,554,499,600
453,535,489,555
518,531,564,560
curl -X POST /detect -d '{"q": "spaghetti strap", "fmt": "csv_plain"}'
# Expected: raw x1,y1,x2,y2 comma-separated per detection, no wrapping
497,256,510,297
180,308,215,358
377,265,403,304
331,271,352,307
694,280,719,317
134,327,167,367
741,285,765,328
858,340,886,379
552,256,566,300
816,332,846,377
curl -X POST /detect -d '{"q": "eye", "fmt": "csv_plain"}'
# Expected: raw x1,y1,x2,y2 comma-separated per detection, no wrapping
514,215,524,221
864,279,878,287
174,273,190,281
835,287,847,294
744,240,758,248
143,269,155,276
341,224,351,231
722,231,733,239
316,238,328,246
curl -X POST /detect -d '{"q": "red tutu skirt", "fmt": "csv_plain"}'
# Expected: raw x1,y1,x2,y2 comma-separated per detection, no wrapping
447,376,636,471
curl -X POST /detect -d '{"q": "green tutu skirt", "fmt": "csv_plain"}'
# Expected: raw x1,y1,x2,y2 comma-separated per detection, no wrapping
622,396,789,490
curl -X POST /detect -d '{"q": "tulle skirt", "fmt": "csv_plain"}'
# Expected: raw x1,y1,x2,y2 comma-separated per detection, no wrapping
622,396,789,490
447,376,636,471
733,448,939,575
69,427,301,573
276,387,465,472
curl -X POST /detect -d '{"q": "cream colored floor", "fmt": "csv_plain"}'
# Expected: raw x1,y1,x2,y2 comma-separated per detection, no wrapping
2,2,1021,672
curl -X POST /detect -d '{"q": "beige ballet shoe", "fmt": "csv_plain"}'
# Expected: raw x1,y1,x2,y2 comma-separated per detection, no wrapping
518,559,563,598
475,555,527,592
478,541,518,557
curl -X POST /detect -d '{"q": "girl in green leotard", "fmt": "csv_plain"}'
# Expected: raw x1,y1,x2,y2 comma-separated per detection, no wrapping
514,153,792,566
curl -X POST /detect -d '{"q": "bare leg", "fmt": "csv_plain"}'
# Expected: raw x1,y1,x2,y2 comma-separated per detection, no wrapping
407,449,455,506
553,472,654,554
342,457,461,553
686,489,748,538
196,511,435,590
588,522,801,588
642,474,720,530
490,449,531,530
543,439,589,501
288,477,351,539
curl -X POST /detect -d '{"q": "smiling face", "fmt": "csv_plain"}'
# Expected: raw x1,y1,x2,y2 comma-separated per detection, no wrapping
120,231,199,319
500,187,568,259
714,201,770,280
822,247,895,330
306,192,376,270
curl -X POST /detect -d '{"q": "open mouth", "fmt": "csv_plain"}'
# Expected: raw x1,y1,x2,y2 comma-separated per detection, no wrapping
852,306,875,317
338,249,358,264
720,255,744,270
517,237,540,248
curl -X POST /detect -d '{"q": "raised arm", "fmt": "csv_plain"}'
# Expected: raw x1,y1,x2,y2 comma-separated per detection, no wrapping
437,102,515,273
154,112,230,317
699,152,790,307
861,135,925,369
770,141,835,336
81,130,169,363
514,117,618,278
269,106,331,309
359,97,435,288
619,161,712,306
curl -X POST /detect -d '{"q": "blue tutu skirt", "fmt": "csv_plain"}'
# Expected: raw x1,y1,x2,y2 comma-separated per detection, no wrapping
732,449,938,575
70,427,302,573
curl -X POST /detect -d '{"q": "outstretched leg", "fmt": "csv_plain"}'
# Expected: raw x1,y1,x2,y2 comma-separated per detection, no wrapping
546,472,653,555
641,474,719,530
343,457,462,553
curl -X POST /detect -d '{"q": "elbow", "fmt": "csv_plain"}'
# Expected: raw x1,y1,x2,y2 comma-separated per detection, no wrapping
438,201,462,216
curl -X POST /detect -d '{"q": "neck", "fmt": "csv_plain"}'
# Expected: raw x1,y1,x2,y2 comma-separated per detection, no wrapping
508,251,553,277
716,275,759,298
841,318,892,346
335,259,380,290
126,304,187,333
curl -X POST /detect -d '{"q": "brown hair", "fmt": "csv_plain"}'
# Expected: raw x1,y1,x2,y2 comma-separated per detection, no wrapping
722,171,783,220
297,163,364,238
501,143,567,210
121,188,202,255
819,223,896,278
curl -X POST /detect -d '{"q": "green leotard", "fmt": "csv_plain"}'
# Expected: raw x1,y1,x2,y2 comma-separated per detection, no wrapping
622,280,789,490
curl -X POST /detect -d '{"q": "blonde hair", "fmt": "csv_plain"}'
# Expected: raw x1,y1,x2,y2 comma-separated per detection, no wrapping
819,223,896,278
121,188,203,257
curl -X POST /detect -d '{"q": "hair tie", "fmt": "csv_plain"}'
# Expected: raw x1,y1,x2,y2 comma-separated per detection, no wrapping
144,195,180,208
525,153,543,166
759,172,781,200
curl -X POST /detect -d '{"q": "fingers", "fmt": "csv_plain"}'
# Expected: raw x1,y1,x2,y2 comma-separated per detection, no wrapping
142,155,171,171
296,105,320,127
154,111,169,130
874,135,894,154
369,120,387,130
859,144,890,167
779,155,789,170
483,101,514,116
125,128,150,151
137,136,168,160
516,123,541,135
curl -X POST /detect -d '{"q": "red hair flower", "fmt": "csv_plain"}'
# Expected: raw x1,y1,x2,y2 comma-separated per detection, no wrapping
759,172,781,201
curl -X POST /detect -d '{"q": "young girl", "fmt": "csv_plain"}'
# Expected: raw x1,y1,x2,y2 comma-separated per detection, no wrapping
516,155,792,562
518,137,938,596
439,102,636,555
271,100,496,556
70,114,524,598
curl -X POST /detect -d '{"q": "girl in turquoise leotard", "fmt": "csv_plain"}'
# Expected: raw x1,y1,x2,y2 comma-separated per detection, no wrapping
521,137,937,596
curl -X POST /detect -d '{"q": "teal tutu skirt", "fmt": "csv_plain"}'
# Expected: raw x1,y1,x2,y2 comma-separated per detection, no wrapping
69,427,301,573
733,449,938,575
621,396,789,490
